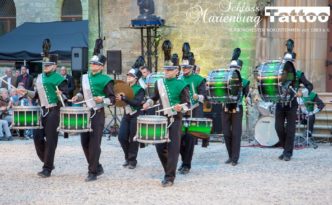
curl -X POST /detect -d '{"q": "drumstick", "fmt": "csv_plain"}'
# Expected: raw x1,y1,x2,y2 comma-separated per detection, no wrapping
156,103,187,113
141,103,160,111
191,82,196,95
73,98,94,105
0,76,17,89
56,86,65,107
73,97,105,105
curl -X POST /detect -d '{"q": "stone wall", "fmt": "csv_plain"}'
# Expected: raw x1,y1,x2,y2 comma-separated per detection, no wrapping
14,0,88,26
90,0,258,79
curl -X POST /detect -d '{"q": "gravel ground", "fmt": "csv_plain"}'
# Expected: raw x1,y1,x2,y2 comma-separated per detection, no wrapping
0,137,331,205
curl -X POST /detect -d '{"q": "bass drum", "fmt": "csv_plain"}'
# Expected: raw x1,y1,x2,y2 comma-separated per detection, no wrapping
145,72,164,98
255,60,296,103
206,68,242,104
254,116,279,146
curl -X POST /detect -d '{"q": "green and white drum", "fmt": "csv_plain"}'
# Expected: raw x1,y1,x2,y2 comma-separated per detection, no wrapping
206,69,242,104
12,106,42,129
59,107,91,133
255,60,296,103
135,115,169,144
145,72,164,97
182,118,212,139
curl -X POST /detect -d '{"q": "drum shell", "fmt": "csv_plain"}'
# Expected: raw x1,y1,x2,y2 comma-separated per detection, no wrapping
145,72,164,97
59,107,91,133
182,118,212,139
256,60,296,103
12,106,42,129
135,115,169,144
206,69,242,104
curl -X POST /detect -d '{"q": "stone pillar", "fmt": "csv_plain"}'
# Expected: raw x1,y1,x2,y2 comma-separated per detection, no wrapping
326,1,332,91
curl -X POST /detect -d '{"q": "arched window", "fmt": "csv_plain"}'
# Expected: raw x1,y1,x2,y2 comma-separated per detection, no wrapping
61,0,82,21
0,0,16,36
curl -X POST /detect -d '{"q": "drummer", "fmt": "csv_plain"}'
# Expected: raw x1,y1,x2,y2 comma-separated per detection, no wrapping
17,54,68,178
221,48,250,166
178,58,206,175
142,63,190,187
117,68,145,169
71,54,116,182
275,44,313,162
297,87,325,146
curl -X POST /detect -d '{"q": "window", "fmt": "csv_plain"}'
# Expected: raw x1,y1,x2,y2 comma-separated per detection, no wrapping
61,0,82,21
0,0,16,36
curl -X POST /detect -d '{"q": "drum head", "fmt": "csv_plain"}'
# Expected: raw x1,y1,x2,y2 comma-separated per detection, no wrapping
254,116,279,146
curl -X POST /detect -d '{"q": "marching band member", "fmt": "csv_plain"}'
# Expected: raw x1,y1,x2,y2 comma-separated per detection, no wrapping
71,54,116,181
117,68,145,169
297,87,325,147
143,64,190,187
276,40,313,161
178,58,206,175
221,48,250,166
17,55,68,178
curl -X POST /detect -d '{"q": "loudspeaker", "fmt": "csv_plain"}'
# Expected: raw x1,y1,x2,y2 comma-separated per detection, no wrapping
71,47,88,73
107,50,122,75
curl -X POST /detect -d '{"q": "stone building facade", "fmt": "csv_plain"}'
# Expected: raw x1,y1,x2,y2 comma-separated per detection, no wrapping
13,0,88,26
89,0,257,79
89,0,330,91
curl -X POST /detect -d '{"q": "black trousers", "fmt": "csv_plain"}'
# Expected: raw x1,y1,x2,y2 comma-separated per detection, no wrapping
118,113,139,165
80,109,105,174
275,104,297,157
221,106,243,163
180,104,204,169
300,115,315,137
33,107,60,172
156,118,181,182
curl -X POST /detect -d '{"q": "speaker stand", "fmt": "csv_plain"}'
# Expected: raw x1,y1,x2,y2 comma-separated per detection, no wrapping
103,74,122,140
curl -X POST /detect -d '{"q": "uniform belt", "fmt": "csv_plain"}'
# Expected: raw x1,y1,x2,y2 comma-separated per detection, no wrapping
44,104,57,109
42,105,59,111
91,107,104,113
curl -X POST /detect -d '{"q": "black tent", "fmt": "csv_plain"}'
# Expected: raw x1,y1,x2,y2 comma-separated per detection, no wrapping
0,20,88,61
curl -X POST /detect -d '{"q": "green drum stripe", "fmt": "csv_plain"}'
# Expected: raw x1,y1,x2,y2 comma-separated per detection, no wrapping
62,113,88,130
182,121,212,135
14,111,40,126
138,124,166,140
188,126,211,135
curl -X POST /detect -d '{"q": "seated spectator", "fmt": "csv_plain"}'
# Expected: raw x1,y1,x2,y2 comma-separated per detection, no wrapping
0,88,13,124
0,119,13,141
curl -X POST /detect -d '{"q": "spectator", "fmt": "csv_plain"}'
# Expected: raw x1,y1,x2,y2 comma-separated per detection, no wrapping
0,119,12,141
15,70,20,78
16,66,34,91
0,88,13,124
60,66,75,99
1,67,17,92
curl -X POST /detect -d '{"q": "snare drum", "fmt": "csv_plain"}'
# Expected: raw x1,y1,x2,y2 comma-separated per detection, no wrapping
59,107,91,133
135,115,169,144
182,118,212,139
206,69,242,104
12,106,42,129
255,60,296,103
146,72,165,97
254,116,279,146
